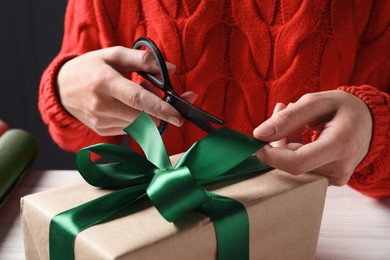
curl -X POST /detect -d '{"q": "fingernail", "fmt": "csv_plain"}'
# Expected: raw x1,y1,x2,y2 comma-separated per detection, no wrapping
168,116,182,127
254,121,276,138
187,93,198,104
166,62,176,73
273,103,284,113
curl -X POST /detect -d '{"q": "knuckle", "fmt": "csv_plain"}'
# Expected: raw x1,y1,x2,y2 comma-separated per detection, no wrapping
137,51,155,70
126,89,142,109
88,81,102,96
88,71,113,94
87,97,104,114
151,101,169,120
138,50,152,63
274,108,297,129
137,50,149,63
127,88,169,119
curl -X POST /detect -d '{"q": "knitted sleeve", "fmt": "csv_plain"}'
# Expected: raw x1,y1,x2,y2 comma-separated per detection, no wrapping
38,0,122,153
339,85,390,198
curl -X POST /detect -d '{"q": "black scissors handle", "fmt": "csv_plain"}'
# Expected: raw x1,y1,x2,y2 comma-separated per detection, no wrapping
133,37,175,134
132,37,224,135
133,38,174,93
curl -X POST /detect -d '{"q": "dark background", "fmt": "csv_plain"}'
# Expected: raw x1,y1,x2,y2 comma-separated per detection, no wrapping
0,1,76,169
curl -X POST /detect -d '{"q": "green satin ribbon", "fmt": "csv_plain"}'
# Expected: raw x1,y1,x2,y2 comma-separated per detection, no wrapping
49,112,271,259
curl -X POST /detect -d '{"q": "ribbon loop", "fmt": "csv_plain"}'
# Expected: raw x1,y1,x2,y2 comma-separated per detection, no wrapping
76,143,157,188
147,167,209,222
124,112,172,170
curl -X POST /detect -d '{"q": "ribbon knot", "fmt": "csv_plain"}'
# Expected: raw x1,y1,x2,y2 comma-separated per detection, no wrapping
147,166,209,222
49,112,271,260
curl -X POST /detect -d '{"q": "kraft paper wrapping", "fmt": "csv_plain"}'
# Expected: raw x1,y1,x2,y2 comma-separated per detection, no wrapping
21,169,328,260
0,129,38,205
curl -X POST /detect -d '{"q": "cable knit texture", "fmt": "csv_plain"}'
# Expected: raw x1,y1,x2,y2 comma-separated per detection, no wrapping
38,0,389,198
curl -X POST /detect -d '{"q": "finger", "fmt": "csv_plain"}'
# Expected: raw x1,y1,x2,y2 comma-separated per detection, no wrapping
269,103,287,148
257,143,350,186
96,46,176,74
0,120,9,136
82,110,131,135
180,91,198,104
98,100,163,128
140,83,197,107
253,93,335,142
86,111,160,136
256,134,341,176
284,102,306,143
110,77,183,127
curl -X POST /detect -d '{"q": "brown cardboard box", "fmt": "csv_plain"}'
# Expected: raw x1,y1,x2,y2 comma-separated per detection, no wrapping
21,169,328,259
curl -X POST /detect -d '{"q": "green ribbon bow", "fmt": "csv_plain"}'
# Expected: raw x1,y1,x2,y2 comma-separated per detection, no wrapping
49,112,271,259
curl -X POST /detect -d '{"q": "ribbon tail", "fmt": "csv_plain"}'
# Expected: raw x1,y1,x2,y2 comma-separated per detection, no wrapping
198,193,249,260
49,185,148,260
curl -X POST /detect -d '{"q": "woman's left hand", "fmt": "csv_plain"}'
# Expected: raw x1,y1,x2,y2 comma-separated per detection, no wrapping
254,90,372,186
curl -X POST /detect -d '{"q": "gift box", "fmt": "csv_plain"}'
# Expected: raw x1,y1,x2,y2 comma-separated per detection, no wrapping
21,169,327,259
21,113,328,259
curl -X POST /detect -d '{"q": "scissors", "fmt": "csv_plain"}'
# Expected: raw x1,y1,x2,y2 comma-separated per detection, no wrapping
132,37,225,135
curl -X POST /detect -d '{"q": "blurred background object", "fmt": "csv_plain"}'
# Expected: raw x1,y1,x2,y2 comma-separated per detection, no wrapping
0,129,38,205
0,0,76,169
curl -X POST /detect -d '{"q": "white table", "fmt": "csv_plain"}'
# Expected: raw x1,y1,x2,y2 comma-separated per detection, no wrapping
1,170,389,259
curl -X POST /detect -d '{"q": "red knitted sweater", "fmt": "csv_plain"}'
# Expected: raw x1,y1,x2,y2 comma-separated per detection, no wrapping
38,0,390,198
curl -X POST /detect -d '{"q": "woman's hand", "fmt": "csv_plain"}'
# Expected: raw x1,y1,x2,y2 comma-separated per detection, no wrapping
254,90,372,186
0,120,9,136
57,46,196,136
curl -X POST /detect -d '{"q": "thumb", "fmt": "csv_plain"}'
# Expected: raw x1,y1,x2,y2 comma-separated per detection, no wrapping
180,91,198,104
267,103,288,148
96,46,176,74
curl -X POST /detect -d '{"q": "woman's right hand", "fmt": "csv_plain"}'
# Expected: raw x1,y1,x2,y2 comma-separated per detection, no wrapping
57,46,195,136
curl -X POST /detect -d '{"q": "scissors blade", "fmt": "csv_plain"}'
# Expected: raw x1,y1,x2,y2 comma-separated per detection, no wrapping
167,92,224,126
189,119,216,133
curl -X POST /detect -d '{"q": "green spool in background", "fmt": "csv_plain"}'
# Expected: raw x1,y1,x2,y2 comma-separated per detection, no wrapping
0,129,38,206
